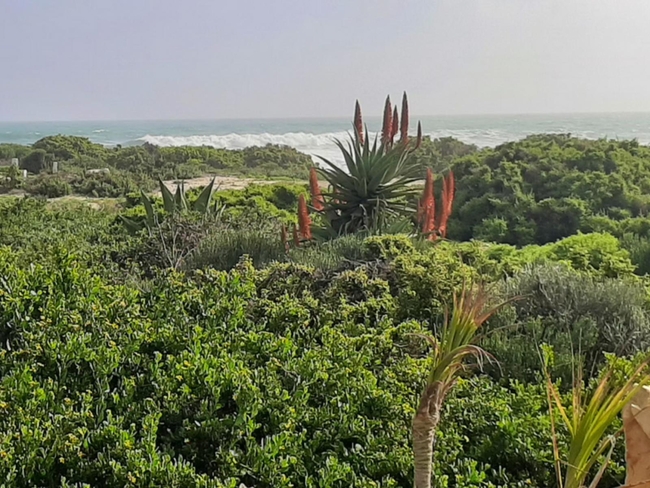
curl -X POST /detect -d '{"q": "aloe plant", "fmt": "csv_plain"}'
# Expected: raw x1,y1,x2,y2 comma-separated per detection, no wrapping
309,93,424,237
317,134,421,235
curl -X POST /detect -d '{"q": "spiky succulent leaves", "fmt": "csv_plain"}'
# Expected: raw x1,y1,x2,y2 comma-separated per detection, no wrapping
292,224,300,247
543,352,650,488
174,181,188,212
438,171,455,238
193,178,215,214
392,106,399,145
317,134,420,234
297,194,313,240
309,167,325,211
400,92,409,144
119,215,144,234
159,178,176,213
416,121,423,149
381,96,393,147
140,190,155,228
354,100,364,146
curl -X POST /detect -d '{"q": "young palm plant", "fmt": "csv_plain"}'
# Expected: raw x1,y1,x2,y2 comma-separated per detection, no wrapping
543,351,650,488
413,285,503,488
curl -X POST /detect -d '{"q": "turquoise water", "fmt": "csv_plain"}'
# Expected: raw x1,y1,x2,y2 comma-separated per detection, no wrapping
2,113,650,163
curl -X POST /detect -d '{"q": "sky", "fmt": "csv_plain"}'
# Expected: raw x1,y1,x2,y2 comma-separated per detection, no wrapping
1,0,650,121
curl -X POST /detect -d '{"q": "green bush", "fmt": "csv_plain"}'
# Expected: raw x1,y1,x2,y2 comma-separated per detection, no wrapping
483,264,650,382
450,135,650,245
24,175,71,198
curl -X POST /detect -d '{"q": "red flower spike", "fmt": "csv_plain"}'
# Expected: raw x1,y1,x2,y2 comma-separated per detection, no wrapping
297,194,312,240
292,224,300,247
354,100,364,146
391,106,399,145
309,167,325,211
400,92,409,144
438,171,455,238
421,168,436,237
381,96,393,147
416,121,423,149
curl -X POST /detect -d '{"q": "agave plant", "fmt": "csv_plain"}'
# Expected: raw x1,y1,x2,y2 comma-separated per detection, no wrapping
120,177,222,233
543,350,650,488
413,285,504,488
312,93,423,236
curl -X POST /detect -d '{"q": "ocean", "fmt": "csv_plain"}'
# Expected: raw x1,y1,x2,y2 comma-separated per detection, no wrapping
2,113,650,164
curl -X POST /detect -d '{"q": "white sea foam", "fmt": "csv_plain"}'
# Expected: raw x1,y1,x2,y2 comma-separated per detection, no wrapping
136,125,649,166
138,131,364,165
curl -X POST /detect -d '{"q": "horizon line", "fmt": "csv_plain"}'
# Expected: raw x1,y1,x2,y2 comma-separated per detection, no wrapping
2,110,650,124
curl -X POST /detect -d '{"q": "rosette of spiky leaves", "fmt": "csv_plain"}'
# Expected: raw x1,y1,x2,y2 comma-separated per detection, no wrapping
317,133,421,235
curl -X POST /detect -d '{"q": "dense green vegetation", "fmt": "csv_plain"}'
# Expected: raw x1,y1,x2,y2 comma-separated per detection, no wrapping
449,135,650,245
0,135,314,198
4,127,650,486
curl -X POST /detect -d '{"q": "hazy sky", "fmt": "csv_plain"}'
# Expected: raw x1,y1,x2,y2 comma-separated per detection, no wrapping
1,0,650,121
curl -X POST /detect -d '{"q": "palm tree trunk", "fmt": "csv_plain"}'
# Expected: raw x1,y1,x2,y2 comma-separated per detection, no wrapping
413,382,443,488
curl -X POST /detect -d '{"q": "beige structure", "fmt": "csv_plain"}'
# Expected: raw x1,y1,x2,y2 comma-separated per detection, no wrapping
623,385,650,487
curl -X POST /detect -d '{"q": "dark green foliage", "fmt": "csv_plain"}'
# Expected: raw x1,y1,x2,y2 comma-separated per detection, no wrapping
24,174,71,198
186,228,286,270
70,171,148,198
33,135,109,160
6,137,314,197
20,148,50,174
412,136,478,172
0,143,31,160
619,233,650,275
450,135,650,245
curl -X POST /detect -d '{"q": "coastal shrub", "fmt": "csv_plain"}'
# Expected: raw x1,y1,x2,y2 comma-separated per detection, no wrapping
24,174,71,198
619,233,650,275
540,232,635,278
483,264,650,382
70,171,144,197
185,228,286,271
451,135,650,245
20,148,50,174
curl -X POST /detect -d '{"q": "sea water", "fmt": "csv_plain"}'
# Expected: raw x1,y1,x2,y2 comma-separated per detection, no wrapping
2,113,650,164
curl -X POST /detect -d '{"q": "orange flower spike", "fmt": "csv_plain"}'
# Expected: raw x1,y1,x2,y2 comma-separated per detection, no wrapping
416,121,423,149
381,96,393,147
421,168,436,236
391,106,399,145
297,194,312,240
280,225,289,252
400,92,409,144
309,167,325,211
292,224,300,247
438,171,455,238
446,171,455,214
425,206,437,241
354,100,364,146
